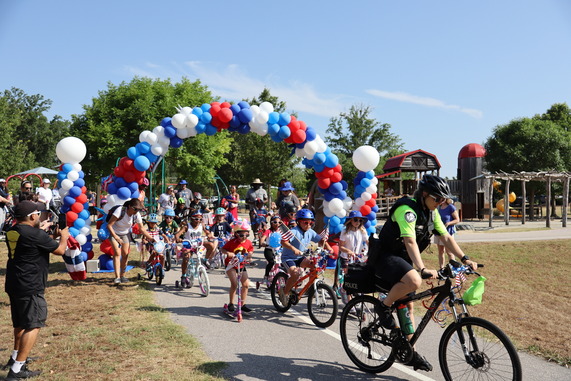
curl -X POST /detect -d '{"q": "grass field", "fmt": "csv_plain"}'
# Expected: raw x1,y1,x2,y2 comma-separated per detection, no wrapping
0,239,570,380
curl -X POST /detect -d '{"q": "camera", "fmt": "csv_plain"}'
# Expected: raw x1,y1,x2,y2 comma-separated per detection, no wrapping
49,208,67,235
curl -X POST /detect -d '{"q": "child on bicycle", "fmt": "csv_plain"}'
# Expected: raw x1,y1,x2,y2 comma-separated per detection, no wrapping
259,215,283,285
221,220,254,314
173,198,188,225
143,213,168,276
175,211,215,286
338,211,369,304
205,207,232,265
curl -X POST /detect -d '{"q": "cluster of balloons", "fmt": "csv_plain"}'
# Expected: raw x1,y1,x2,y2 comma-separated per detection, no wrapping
55,137,94,266
101,156,147,213
351,146,381,234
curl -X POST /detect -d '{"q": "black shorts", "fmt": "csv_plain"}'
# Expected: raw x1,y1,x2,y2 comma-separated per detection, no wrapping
9,294,48,330
375,254,414,288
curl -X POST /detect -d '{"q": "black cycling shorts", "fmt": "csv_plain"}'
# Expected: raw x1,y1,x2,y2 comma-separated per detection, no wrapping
9,294,48,330
375,254,414,288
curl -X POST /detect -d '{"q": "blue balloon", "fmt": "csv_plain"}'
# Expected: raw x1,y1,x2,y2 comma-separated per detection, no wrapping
330,215,341,227
237,124,250,134
200,103,211,112
205,124,217,136
62,163,73,173
78,171,85,179
338,190,347,200
83,242,93,252
136,142,151,154
78,209,90,220
305,127,317,141
313,152,326,165
237,101,250,109
78,251,88,263
169,136,183,148
134,155,150,172
267,112,280,124
160,117,173,128
64,196,75,206
74,218,86,229
61,205,70,213
237,108,253,124
372,205,379,213
127,147,138,160
270,134,283,143
69,227,80,237
115,177,127,188
200,112,212,124
329,182,343,195
192,107,203,117
367,211,376,221
164,126,176,138
360,178,372,188
57,171,66,181
269,232,282,248
117,187,131,200
69,186,81,198
278,126,291,139
98,254,113,270
195,122,206,134
86,233,93,242
323,191,336,202
268,123,280,136
128,181,138,192
314,163,325,172
229,116,241,128
278,112,291,126
356,171,366,180
324,153,339,168
74,178,85,188
131,190,140,199
230,104,241,115
145,151,158,162
340,180,348,190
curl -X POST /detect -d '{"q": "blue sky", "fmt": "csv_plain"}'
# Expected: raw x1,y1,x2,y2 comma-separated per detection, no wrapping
1,0,570,178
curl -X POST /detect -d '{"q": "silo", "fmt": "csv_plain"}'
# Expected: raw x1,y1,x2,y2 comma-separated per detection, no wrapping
458,143,488,219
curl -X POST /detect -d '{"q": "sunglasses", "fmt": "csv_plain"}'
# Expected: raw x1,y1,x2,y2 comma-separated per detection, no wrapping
24,187,32,190
191,218,202,221
429,195,445,204
237,233,248,237
299,220,312,224
27,210,41,217
271,221,281,224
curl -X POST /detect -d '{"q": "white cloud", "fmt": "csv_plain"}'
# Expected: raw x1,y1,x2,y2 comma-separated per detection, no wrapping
366,89,483,119
124,61,350,119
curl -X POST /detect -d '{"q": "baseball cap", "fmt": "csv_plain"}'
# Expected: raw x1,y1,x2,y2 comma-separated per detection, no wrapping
179,180,187,185
43,178,51,184
14,201,43,218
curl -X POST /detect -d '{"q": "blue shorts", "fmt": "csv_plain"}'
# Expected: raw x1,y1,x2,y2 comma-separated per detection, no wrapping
284,257,305,268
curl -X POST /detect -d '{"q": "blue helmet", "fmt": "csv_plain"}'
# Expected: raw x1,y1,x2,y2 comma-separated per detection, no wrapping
164,208,175,217
296,209,314,220
147,213,159,223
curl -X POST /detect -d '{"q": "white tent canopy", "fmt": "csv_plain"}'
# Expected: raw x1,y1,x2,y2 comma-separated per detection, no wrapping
15,166,59,175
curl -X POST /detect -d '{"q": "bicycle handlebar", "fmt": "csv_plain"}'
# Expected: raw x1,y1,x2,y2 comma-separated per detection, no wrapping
437,260,484,281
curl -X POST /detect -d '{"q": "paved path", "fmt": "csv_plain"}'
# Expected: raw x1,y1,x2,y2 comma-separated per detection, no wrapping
152,222,570,380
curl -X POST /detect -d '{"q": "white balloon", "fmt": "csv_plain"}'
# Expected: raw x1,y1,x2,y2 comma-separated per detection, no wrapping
343,197,353,210
80,226,90,235
352,145,380,172
153,126,165,137
66,170,79,181
249,105,260,118
171,113,186,129
151,144,164,156
259,101,274,113
158,135,170,147
355,197,365,207
371,177,379,186
315,136,327,152
366,184,378,194
335,209,347,218
181,106,192,115
75,234,87,246
255,124,268,136
59,188,68,198
176,126,190,139
304,140,319,159
103,203,112,214
60,179,73,190
56,137,86,164
323,206,335,217
145,132,158,145
72,163,82,172
295,147,305,158
139,130,150,142
106,194,119,206
188,126,198,137
361,192,372,201
186,114,199,128
256,110,269,124
329,198,343,213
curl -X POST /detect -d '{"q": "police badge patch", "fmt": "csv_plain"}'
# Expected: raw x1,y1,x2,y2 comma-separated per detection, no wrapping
404,211,416,223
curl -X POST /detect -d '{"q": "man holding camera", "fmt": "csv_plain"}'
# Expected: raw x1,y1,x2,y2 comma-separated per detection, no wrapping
3,201,69,380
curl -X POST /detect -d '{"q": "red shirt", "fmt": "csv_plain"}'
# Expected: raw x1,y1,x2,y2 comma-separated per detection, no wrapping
223,238,253,269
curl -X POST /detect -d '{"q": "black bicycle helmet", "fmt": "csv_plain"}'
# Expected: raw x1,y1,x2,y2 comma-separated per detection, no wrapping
419,174,452,199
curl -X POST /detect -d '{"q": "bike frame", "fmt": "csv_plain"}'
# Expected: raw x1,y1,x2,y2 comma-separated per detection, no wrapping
288,251,329,299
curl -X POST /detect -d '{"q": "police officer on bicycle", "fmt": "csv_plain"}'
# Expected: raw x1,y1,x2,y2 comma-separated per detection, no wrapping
374,174,477,372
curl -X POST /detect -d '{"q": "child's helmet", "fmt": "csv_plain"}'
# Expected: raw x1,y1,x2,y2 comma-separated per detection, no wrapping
177,197,185,204
296,209,314,220
233,219,250,232
164,208,175,217
215,207,226,216
142,178,150,186
147,213,159,223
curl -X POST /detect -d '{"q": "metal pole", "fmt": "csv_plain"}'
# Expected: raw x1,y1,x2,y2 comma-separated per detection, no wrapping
521,180,526,225
488,177,494,228
562,177,569,228
546,177,551,228
504,179,510,226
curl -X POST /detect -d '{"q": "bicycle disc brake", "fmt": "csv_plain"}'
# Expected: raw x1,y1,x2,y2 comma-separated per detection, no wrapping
391,330,414,364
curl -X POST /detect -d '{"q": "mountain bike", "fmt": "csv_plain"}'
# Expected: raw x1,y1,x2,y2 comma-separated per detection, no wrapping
175,239,210,296
339,261,522,380
270,243,338,328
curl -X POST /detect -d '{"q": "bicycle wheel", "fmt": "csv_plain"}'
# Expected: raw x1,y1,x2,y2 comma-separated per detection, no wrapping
439,316,522,381
340,295,395,373
307,282,338,328
155,264,163,286
164,249,171,271
197,266,210,297
188,270,195,288
270,272,291,312
146,268,153,280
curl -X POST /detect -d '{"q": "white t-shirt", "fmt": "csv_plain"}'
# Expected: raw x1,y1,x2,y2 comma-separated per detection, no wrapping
339,228,368,259
184,223,204,241
37,187,52,209
111,206,142,235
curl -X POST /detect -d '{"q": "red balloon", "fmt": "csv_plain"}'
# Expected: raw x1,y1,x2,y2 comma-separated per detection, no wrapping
292,129,306,144
66,211,78,223
220,101,231,108
288,120,300,131
360,205,372,216
318,168,334,179
211,116,222,128
318,177,331,189
131,224,141,235
210,101,221,108
333,164,342,173
298,120,307,131
122,158,134,171
218,108,233,123
81,186,87,194
370,192,378,200
331,172,342,183
71,202,84,213
114,166,124,178
100,239,113,255
87,250,94,260
76,194,88,204
124,171,136,184
210,104,221,117
366,198,376,207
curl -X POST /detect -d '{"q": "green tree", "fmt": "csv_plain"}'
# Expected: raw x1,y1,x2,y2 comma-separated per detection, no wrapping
0,88,68,175
217,88,302,192
325,104,403,183
70,77,232,188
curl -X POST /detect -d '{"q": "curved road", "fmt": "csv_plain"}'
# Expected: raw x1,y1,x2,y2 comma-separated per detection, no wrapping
153,223,571,380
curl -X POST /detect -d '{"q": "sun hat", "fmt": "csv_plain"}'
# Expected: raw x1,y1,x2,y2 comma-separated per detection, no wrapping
348,210,365,220
0,178,5,182
14,201,43,218
43,178,51,184
251,178,264,185
278,181,295,191
179,180,187,185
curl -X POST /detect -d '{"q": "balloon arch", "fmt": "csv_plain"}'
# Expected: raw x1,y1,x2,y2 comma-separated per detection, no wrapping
54,101,380,278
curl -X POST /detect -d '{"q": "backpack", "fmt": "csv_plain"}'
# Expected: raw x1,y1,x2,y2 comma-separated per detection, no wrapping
105,205,131,223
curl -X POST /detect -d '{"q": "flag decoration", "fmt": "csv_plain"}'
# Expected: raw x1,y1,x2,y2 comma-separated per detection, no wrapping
319,226,329,241
455,272,467,286
62,236,87,281
279,224,294,241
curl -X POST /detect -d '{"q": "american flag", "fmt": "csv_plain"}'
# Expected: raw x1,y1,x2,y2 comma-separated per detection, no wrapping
319,226,329,241
455,272,467,286
279,224,294,241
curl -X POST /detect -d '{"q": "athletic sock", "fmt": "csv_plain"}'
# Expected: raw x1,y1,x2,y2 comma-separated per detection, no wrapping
11,350,18,361
11,360,25,373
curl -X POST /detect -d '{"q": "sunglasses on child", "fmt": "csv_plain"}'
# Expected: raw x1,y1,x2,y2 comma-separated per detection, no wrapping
237,233,248,237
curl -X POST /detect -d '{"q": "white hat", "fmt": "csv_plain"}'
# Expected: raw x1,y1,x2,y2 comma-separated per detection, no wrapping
43,178,51,184
0,178,5,182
